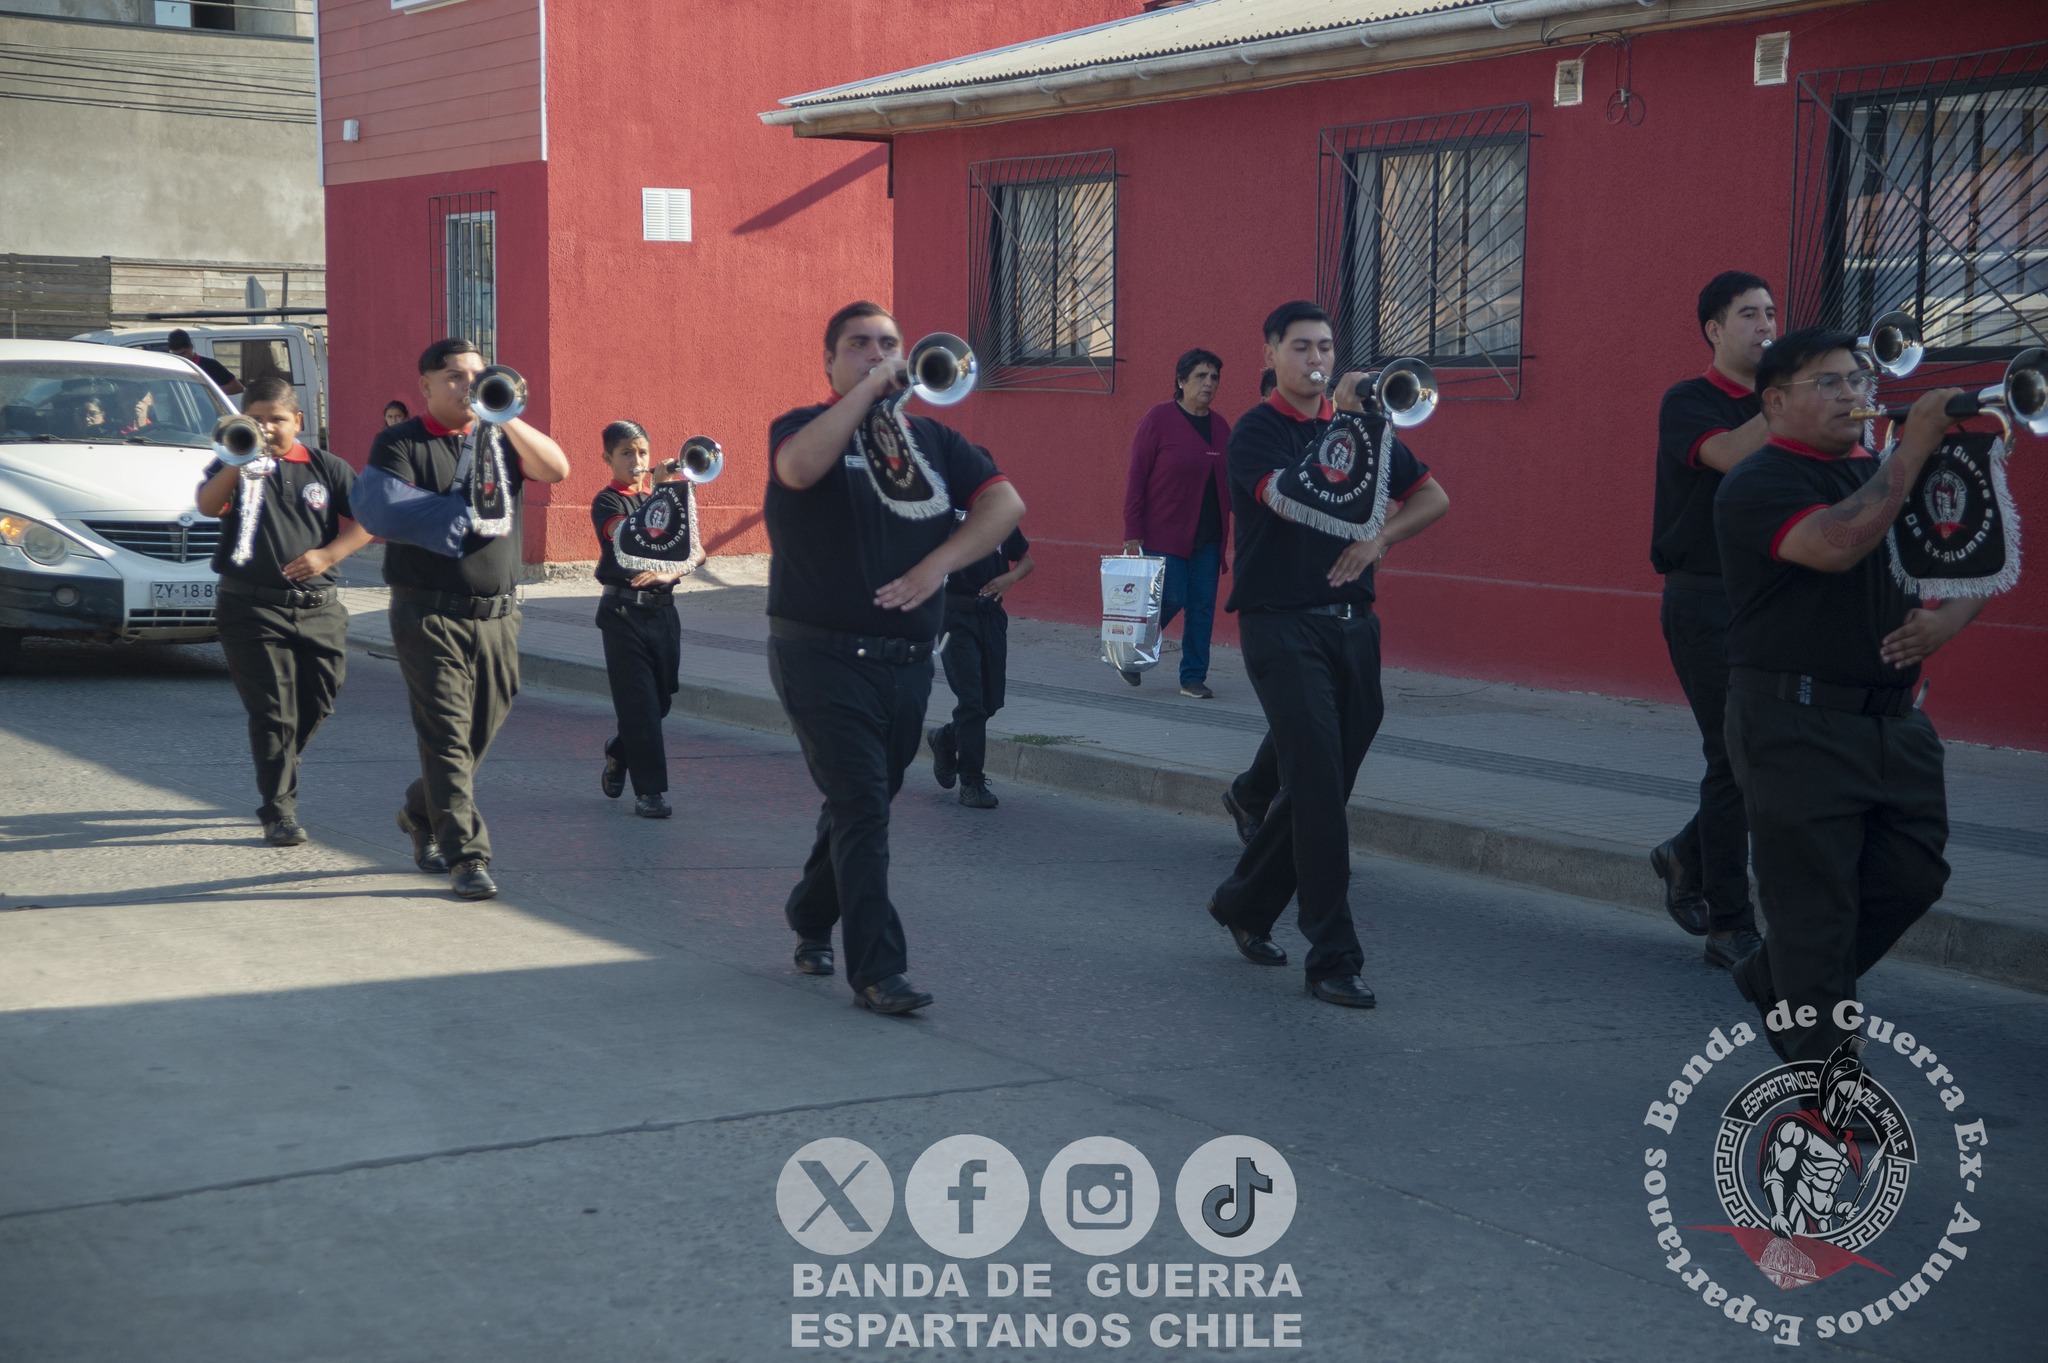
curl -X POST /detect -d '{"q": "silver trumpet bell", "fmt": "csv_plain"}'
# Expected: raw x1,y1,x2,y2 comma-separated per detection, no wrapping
468,364,528,425
1370,357,1440,429
212,414,266,466
1995,347,2048,437
1857,310,1924,380
665,435,724,484
898,332,977,407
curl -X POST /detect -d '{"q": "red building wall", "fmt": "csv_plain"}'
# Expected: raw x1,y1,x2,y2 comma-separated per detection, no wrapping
885,0,2048,749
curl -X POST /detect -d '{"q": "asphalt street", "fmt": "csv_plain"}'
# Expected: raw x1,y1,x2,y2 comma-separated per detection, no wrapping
0,637,2042,1362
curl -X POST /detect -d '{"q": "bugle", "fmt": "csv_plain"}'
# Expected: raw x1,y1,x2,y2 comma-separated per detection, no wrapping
212,414,266,467
1308,359,1440,428
1852,348,2048,438
468,365,527,425
662,435,724,484
894,332,977,407
1856,310,1924,380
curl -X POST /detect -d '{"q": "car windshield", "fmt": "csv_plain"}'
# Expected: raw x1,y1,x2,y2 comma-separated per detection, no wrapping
0,360,228,449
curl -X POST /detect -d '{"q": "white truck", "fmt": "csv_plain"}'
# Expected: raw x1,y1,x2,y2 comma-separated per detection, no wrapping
73,322,328,446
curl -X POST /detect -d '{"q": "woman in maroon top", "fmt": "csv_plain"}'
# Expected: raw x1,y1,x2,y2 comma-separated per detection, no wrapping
1121,348,1231,696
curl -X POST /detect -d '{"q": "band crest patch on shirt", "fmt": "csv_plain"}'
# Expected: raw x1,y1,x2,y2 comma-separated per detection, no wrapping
300,481,330,512
1261,410,1392,542
1885,430,2021,597
851,401,951,521
612,482,701,574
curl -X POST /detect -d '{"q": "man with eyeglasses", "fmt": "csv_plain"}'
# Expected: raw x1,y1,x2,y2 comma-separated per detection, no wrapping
1714,326,1983,1063
1649,271,1774,968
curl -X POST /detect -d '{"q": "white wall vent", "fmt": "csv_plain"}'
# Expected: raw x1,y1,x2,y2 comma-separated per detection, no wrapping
1554,59,1584,108
1754,32,1791,87
642,188,693,243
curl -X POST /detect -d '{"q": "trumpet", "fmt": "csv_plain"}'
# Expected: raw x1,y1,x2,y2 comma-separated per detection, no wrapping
1851,347,2048,438
212,414,266,467
662,435,724,484
1856,310,1924,380
468,364,527,425
1310,359,1440,428
892,332,977,407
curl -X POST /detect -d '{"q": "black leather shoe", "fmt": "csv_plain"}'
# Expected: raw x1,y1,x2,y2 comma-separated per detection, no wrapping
1209,899,1286,965
1705,925,1763,969
1308,974,1377,1008
396,809,448,874
1221,788,1261,846
928,726,958,789
601,740,625,799
450,859,497,901
855,974,932,1015
794,938,834,976
959,779,998,809
1650,838,1710,936
634,792,672,819
264,816,308,847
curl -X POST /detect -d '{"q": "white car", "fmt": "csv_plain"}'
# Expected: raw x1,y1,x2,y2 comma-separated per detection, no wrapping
0,339,232,672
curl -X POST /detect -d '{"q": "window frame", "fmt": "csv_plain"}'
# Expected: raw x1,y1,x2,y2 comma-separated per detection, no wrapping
428,192,498,361
967,150,1119,394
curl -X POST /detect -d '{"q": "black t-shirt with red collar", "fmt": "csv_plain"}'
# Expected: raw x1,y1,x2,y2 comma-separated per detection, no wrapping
1652,365,1760,577
204,440,356,588
1714,435,1920,689
591,481,675,594
765,396,1004,641
1224,391,1431,614
367,413,527,597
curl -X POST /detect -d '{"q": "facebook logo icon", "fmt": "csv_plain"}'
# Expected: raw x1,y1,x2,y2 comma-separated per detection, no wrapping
948,1159,988,1233
905,1136,1029,1257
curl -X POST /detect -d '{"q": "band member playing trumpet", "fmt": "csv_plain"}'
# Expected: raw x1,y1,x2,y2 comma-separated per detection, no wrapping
1648,271,1773,965
353,338,570,901
1715,327,1983,1062
1205,301,1448,1009
767,301,1025,1014
593,421,704,818
195,376,372,845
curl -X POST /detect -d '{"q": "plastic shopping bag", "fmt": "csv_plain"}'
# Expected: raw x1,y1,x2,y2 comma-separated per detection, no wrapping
1100,553,1166,676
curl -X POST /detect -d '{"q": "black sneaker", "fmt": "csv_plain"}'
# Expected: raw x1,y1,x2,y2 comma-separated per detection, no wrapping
959,779,998,809
396,809,448,874
264,816,309,847
601,740,625,799
634,792,672,819
928,726,958,789
1179,682,1215,699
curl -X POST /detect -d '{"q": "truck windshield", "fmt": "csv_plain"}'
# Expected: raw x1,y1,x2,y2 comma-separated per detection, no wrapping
0,361,229,449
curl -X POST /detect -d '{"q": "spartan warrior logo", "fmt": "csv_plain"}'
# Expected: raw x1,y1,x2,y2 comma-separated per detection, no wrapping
300,481,329,512
644,496,673,539
1925,470,1967,538
1317,427,1358,483
1703,1038,1916,1291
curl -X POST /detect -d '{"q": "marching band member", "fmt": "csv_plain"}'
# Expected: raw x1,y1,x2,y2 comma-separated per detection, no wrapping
767,301,1025,1014
1205,301,1448,1009
592,420,701,818
1716,327,1979,1062
1649,271,1774,966
195,376,372,845
927,467,1032,810
352,338,570,901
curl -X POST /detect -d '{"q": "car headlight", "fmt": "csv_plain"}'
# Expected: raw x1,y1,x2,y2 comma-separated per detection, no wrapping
0,511,78,566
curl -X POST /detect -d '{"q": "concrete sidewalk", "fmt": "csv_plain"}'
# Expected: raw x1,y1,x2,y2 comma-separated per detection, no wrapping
337,552,2048,994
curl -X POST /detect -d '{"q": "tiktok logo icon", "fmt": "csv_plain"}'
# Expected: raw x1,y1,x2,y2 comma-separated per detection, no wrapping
1202,1156,1275,1238
1176,1137,1297,1257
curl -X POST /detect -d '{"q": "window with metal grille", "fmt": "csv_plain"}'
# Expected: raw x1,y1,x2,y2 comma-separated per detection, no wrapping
1789,42,2048,364
1317,105,1529,400
429,192,497,360
968,151,1117,393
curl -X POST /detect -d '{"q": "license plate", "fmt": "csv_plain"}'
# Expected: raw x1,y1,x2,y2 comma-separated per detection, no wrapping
151,580,217,606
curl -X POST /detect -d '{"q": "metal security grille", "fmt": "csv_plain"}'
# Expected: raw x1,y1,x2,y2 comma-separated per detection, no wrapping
1317,105,1529,400
1789,43,2048,365
428,192,497,360
968,151,1117,393
83,519,220,564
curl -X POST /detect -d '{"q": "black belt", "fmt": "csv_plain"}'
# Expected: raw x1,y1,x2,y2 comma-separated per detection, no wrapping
1663,571,1724,592
393,586,517,621
1252,602,1363,619
768,616,934,664
603,585,675,609
217,577,331,609
1730,667,1915,718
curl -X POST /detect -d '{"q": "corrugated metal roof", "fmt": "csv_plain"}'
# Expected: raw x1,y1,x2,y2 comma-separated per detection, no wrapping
779,0,1489,107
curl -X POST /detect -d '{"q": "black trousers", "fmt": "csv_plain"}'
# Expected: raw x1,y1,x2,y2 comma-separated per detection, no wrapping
1660,580,1754,928
598,597,681,797
1231,732,1281,822
389,590,521,866
1725,690,1949,1062
215,593,348,823
768,629,933,991
937,593,1008,783
1211,609,1385,983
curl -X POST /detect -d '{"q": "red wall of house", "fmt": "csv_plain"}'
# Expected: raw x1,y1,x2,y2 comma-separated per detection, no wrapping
887,0,2048,748
324,161,554,562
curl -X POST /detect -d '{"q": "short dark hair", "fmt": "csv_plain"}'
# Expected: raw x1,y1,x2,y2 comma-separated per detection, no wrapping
1755,326,1857,394
167,329,192,350
242,375,298,411
1259,367,1277,397
1173,348,1223,394
1697,271,1772,342
825,301,894,356
419,337,482,374
601,419,648,453
1262,300,1330,345
383,399,409,418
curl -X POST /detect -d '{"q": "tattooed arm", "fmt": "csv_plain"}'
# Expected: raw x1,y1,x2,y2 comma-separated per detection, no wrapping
1777,387,1964,573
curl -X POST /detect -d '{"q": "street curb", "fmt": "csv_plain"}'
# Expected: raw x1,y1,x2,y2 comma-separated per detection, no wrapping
345,625,2048,997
